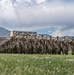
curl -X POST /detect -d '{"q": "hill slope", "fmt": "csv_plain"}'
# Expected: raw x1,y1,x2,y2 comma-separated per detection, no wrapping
0,27,10,37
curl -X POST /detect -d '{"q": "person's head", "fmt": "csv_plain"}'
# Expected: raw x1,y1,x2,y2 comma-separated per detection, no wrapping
64,36,68,40
50,36,52,39
57,36,60,39
13,32,16,36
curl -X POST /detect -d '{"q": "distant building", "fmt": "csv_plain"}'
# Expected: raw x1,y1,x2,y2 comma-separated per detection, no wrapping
10,31,37,36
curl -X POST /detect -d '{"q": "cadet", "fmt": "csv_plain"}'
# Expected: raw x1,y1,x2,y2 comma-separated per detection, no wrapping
56,36,62,54
62,37,69,55
70,38,74,55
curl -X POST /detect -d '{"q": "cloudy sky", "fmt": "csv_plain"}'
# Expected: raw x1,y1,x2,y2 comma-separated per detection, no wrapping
0,0,74,36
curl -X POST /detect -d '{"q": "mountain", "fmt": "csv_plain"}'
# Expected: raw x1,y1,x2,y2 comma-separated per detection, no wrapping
38,34,50,37
61,36,74,40
0,27,10,37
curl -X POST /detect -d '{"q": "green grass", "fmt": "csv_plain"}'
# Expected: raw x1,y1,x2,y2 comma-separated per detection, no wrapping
0,54,74,75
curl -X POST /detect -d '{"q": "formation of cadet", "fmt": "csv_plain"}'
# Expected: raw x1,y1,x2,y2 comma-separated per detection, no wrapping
0,32,74,55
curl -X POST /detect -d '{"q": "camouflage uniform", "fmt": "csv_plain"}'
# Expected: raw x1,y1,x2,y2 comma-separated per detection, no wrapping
62,37,69,55
70,38,74,55
55,36,63,54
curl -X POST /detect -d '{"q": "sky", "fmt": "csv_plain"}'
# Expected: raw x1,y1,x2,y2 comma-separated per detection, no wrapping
0,0,74,36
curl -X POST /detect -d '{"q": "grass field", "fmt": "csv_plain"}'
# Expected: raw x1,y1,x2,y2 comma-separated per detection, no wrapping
0,54,74,75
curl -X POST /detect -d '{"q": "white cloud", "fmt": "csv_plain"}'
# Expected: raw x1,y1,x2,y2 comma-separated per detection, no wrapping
36,0,47,4
0,0,74,36
52,28,74,37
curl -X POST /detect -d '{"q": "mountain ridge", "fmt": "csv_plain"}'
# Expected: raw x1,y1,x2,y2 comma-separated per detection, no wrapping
0,27,10,37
